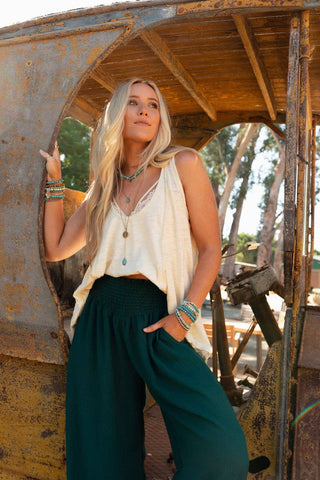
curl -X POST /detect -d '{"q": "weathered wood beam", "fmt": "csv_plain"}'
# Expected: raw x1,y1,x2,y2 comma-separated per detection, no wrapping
233,14,277,121
192,134,218,151
90,65,117,93
249,116,285,139
140,29,217,122
66,97,100,127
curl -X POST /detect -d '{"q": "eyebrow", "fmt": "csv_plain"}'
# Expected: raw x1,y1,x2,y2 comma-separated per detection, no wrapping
129,95,159,103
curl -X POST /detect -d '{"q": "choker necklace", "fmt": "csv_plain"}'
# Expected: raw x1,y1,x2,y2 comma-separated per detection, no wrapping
120,166,144,182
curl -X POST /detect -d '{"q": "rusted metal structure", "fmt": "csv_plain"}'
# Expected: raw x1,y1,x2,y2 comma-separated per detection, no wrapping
0,1,320,478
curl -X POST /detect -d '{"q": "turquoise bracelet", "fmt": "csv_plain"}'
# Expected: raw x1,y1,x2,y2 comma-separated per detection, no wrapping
177,304,197,323
46,179,63,185
183,298,200,314
175,309,191,331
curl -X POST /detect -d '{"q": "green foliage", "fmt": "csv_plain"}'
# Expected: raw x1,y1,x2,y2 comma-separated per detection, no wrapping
222,233,258,264
200,125,239,199
235,233,258,264
57,117,91,192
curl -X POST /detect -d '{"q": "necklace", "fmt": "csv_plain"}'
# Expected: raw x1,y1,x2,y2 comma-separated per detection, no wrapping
120,166,144,182
117,177,144,266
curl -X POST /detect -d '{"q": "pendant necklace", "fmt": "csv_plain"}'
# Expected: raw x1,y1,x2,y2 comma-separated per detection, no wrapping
118,174,144,266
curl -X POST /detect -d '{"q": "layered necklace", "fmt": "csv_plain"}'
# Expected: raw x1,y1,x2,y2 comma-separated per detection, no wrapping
118,165,144,266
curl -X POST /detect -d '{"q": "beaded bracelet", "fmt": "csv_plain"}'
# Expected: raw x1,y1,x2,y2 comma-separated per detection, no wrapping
176,298,200,324
45,180,65,202
46,179,63,185
177,304,197,323
184,298,200,314
175,309,191,331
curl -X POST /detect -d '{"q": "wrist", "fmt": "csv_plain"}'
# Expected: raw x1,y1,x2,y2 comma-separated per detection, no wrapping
45,179,65,202
46,175,62,183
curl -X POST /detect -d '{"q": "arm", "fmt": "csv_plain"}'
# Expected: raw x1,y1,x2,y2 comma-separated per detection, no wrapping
40,145,86,262
144,149,221,340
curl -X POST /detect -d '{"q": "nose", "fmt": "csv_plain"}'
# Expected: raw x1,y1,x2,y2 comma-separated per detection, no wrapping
138,104,149,116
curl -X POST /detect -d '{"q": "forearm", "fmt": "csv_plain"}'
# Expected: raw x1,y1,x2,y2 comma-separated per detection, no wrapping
185,246,221,309
43,199,66,261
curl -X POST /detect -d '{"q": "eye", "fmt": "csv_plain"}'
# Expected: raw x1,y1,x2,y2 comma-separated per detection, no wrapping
150,102,159,109
128,99,137,105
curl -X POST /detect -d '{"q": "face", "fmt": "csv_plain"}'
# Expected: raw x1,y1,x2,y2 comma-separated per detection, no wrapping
122,82,161,147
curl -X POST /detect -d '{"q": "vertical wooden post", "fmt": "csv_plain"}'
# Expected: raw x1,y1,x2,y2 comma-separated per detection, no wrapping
293,10,310,315
283,15,300,306
277,13,300,480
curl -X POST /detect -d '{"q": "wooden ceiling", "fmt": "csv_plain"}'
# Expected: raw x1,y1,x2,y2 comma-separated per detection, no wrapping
66,5,320,149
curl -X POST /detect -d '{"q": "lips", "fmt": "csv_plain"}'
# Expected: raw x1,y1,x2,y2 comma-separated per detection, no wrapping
134,121,151,126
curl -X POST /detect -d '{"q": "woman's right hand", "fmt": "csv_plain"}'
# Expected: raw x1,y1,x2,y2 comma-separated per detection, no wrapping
40,142,62,182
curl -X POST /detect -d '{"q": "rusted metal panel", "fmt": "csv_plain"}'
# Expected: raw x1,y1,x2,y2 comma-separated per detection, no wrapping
292,365,320,479
298,307,320,370
177,0,320,16
0,26,131,364
0,355,67,479
238,340,282,480
0,3,177,46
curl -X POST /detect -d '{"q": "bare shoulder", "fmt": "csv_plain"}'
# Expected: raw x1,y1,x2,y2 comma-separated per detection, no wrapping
175,149,202,178
174,149,206,185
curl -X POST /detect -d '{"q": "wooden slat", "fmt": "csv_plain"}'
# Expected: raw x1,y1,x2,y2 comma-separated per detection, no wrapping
90,65,117,93
233,14,277,121
140,29,217,122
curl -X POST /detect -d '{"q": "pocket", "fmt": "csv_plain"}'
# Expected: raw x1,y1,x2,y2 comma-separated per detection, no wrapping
160,327,183,345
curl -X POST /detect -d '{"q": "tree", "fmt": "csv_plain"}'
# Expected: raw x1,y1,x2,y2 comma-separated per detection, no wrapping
218,123,261,233
222,128,260,281
201,125,238,202
256,129,285,267
57,117,91,192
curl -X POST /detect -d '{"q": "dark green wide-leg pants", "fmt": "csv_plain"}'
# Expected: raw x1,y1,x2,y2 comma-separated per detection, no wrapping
66,275,248,480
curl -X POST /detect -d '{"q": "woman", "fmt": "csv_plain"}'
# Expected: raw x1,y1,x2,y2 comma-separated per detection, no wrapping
40,78,248,480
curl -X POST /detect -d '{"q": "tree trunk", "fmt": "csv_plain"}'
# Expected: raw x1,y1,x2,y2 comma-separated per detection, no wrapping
257,143,285,267
222,153,255,281
218,123,261,233
222,190,246,282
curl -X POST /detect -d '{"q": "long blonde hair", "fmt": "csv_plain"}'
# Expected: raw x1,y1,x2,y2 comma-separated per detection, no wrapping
86,78,190,262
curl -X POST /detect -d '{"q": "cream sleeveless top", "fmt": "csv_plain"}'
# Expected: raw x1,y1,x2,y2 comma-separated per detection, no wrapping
70,157,211,357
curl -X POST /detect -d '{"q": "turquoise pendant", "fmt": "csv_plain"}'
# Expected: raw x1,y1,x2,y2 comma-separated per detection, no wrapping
122,258,127,266
126,197,130,203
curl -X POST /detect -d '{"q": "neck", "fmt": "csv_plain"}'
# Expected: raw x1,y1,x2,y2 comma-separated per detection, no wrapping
122,141,147,174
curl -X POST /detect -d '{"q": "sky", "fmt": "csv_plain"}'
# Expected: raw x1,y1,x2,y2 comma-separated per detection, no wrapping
0,1,115,28
2,2,320,250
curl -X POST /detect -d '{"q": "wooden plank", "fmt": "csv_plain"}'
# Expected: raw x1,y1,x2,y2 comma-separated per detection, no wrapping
284,14,300,306
293,10,310,312
90,65,117,93
140,29,217,122
233,14,277,120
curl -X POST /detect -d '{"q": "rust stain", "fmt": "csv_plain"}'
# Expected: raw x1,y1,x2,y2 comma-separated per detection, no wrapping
41,429,57,439
2,283,27,315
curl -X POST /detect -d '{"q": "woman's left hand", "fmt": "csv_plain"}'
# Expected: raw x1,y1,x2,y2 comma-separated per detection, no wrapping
143,313,188,342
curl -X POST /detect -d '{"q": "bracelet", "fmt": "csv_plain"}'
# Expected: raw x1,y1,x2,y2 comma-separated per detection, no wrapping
45,181,65,202
183,298,200,314
177,304,197,323
176,298,200,324
175,309,191,331
46,179,63,185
